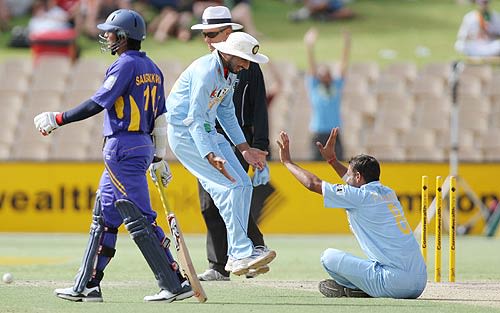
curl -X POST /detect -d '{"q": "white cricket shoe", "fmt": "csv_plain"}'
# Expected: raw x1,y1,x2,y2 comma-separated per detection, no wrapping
231,248,276,276
245,265,270,279
224,257,236,272
197,268,230,281
143,281,194,302
254,245,272,256
54,285,103,302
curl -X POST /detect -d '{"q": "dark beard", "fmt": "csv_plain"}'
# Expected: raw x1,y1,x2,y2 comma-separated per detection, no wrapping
227,62,238,74
219,51,238,74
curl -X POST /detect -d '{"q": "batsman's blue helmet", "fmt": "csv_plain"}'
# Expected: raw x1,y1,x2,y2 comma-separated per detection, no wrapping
97,9,146,41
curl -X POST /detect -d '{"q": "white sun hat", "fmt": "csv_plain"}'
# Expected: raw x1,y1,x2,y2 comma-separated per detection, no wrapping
212,32,269,64
191,6,243,30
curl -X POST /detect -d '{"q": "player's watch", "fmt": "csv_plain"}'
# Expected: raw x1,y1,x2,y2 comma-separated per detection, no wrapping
152,156,162,163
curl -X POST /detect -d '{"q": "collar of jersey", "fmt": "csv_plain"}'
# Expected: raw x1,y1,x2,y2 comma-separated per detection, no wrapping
361,181,381,189
121,50,145,57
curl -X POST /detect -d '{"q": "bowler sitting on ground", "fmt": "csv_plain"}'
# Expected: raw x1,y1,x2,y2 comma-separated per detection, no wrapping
276,127,427,299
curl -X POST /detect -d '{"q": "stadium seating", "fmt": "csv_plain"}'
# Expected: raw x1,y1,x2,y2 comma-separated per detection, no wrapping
381,62,417,88
419,62,450,86
403,129,445,161
347,61,379,85
482,130,500,161
1,57,499,162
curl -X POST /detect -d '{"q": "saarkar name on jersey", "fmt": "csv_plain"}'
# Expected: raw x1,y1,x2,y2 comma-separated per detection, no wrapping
135,73,162,86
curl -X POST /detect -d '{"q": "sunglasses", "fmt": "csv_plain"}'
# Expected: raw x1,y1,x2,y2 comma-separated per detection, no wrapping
201,27,229,39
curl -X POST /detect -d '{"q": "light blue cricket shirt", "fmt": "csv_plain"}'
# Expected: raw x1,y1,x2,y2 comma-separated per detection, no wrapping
166,50,246,158
322,181,426,273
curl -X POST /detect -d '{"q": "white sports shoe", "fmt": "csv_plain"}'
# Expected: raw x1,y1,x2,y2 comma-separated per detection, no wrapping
254,245,271,255
54,286,103,302
143,281,194,302
197,268,230,281
224,257,236,272
231,248,276,276
245,265,270,279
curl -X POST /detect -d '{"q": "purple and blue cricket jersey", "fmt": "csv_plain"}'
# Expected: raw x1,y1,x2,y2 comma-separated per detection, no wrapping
91,50,166,228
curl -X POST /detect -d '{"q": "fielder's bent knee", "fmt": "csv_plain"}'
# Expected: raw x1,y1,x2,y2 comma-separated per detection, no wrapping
321,248,344,260
321,248,346,270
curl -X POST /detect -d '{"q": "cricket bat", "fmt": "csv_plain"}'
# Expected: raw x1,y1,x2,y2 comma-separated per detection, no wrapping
153,168,207,303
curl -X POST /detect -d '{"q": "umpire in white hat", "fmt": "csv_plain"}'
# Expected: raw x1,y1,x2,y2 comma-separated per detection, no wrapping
191,5,244,32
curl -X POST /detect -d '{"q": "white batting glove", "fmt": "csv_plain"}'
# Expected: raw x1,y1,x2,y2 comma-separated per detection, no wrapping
149,159,172,187
34,112,60,136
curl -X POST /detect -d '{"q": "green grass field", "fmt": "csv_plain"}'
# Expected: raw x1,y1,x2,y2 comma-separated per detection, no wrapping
1,233,499,313
1,0,498,68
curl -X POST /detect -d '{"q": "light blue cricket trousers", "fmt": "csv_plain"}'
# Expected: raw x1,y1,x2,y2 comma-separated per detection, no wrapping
167,124,254,259
321,248,427,299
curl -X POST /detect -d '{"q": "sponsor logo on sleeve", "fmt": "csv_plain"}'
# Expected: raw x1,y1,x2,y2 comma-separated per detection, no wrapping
335,185,345,196
103,75,117,90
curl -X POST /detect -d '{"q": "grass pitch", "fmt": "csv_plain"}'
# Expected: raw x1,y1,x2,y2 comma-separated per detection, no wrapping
0,233,499,313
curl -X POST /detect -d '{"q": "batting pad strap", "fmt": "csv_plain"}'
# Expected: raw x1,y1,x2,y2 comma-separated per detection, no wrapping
98,245,116,258
104,226,119,234
73,191,104,293
115,199,182,293
161,236,171,249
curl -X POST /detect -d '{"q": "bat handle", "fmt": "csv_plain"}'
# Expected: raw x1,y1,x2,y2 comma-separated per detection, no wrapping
152,167,171,215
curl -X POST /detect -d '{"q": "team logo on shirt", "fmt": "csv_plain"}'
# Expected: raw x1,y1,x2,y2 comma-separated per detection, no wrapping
103,75,117,90
208,87,230,109
335,185,345,196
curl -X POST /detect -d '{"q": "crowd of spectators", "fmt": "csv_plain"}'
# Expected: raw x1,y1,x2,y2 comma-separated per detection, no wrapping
0,0,262,46
7,0,500,60
0,0,360,48
4,0,497,160
455,0,500,58
288,0,355,23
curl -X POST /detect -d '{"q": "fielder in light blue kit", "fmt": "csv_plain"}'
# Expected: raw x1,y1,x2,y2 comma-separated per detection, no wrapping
34,9,193,303
166,32,276,276
277,128,427,299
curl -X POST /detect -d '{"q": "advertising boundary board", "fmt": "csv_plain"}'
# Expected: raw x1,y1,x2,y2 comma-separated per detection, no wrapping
0,162,497,234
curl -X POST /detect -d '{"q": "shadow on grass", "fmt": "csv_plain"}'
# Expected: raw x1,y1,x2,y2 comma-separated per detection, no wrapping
185,301,433,307
419,298,500,303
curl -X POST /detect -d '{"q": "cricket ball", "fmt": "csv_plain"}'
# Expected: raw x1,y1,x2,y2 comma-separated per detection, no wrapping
2,272,13,284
